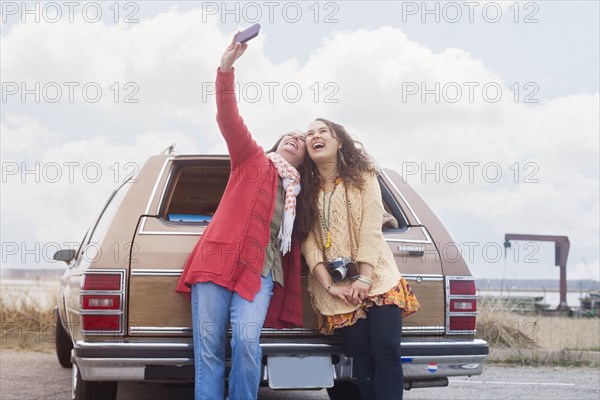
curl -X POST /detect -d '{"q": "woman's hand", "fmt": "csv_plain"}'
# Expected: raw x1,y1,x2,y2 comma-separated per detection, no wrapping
221,33,248,72
347,280,371,306
327,284,353,306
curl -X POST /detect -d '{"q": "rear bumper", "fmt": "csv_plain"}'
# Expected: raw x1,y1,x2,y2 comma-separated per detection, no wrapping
73,339,489,384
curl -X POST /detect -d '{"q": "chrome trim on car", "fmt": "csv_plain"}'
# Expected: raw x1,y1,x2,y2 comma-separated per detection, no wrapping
261,328,325,337
76,356,486,383
74,340,192,350
403,274,444,281
400,339,487,349
155,166,176,220
127,325,446,336
401,354,486,378
402,326,446,334
75,339,486,351
80,270,127,336
74,340,488,382
385,226,433,244
130,327,192,334
386,238,431,243
75,354,486,382
380,170,422,225
143,226,434,238
262,328,319,333
136,230,203,236
136,229,434,243
139,157,173,234
445,275,479,335
76,357,192,381
130,269,183,276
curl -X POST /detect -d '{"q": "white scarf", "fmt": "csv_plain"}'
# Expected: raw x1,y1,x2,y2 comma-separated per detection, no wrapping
266,152,301,255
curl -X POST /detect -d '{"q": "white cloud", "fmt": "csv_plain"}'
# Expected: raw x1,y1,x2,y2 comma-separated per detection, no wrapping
0,113,59,160
1,10,598,278
1,113,196,253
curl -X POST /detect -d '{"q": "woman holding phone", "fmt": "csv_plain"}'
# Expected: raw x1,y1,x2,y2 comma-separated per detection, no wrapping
297,118,420,400
176,34,306,400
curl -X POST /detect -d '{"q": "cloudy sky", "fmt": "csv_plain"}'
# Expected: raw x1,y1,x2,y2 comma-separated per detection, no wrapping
1,1,598,283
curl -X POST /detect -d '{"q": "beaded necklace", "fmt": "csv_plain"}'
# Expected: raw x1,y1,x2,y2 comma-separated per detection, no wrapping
320,177,342,249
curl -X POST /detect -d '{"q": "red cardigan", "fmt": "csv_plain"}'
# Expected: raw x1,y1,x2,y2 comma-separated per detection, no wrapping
176,68,303,328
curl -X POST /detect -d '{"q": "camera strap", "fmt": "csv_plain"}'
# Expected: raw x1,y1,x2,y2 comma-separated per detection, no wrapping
316,217,328,264
344,184,357,262
315,182,357,263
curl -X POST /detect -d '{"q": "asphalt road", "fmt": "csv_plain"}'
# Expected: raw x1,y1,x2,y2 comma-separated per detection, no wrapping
1,350,599,400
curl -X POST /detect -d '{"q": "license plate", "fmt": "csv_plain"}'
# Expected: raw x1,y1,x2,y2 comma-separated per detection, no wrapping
267,355,334,389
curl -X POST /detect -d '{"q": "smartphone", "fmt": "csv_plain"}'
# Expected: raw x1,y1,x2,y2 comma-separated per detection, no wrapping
236,23,261,44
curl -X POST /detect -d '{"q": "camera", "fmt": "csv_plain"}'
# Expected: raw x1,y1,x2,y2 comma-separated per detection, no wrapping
327,257,359,282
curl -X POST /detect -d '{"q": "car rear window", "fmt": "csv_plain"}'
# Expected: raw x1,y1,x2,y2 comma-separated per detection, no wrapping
160,159,408,232
160,160,230,223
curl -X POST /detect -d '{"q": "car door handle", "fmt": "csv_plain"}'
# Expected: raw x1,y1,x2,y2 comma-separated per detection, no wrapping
396,248,425,257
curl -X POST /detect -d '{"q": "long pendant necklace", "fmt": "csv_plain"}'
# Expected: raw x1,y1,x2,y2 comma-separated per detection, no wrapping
321,177,342,249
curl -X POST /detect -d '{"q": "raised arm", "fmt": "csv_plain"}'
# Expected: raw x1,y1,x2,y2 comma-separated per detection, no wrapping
215,35,262,166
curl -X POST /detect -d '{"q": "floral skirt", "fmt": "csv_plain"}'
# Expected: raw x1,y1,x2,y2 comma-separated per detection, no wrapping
318,277,421,335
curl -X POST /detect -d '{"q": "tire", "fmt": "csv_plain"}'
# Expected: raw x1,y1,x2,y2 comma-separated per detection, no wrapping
72,362,118,400
55,308,73,368
327,381,362,400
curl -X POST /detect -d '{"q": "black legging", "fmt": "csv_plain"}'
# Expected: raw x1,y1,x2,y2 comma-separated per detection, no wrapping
340,305,404,400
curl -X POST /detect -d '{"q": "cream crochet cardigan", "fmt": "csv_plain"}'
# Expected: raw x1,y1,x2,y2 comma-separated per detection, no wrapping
301,172,402,316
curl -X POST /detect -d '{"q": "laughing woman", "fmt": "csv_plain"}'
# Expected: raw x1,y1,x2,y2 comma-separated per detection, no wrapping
297,118,421,400
176,35,306,400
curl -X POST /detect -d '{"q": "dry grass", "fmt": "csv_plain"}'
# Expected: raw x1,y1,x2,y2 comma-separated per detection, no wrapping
1,283,57,352
477,298,600,351
476,309,540,349
476,298,600,366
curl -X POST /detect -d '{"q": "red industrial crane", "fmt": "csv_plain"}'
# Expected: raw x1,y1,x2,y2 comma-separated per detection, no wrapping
503,234,570,311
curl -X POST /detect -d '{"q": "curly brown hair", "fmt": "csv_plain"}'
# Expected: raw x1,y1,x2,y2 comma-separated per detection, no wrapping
295,118,378,240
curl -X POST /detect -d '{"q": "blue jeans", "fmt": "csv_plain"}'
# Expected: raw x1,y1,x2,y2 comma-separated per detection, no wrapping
191,273,274,400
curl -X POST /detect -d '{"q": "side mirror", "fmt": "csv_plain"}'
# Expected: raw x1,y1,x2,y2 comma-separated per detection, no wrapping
53,249,76,264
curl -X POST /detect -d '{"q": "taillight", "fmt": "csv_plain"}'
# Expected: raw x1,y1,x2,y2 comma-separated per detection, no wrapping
81,271,125,335
449,280,476,295
82,315,121,331
82,295,121,310
449,315,477,331
450,299,477,312
446,276,478,335
83,274,122,291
